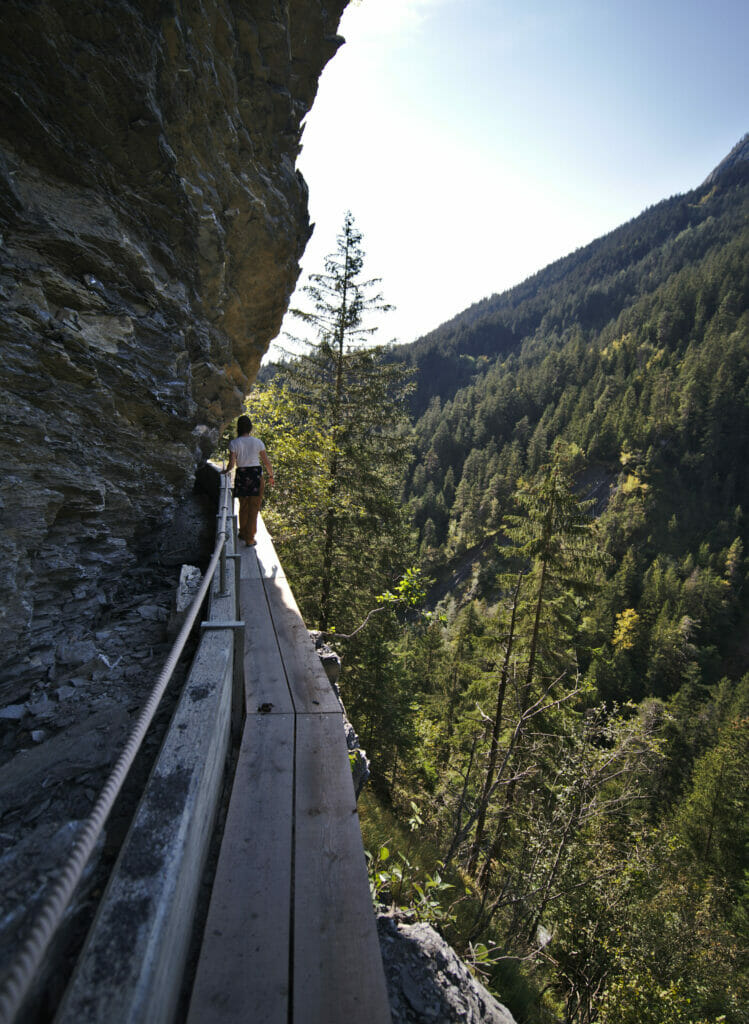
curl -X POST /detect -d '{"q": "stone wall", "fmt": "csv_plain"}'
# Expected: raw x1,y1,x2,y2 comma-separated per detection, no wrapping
0,0,347,701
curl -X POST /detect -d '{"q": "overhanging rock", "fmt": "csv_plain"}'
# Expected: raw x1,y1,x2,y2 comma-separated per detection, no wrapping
0,0,347,701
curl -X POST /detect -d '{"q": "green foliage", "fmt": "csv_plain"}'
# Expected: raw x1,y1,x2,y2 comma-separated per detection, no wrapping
376,566,430,609
363,797,459,927
366,842,456,928
673,675,749,883
598,972,725,1024
381,165,749,1020
246,375,336,554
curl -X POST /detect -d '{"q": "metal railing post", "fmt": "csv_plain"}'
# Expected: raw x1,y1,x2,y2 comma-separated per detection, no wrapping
217,475,231,597
219,541,228,596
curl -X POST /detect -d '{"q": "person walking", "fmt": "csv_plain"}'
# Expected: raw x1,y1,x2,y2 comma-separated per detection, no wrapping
223,415,274,546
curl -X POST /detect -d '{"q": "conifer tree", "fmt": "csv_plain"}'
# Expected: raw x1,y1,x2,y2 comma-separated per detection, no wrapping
477,443,600,886
283,212,414,631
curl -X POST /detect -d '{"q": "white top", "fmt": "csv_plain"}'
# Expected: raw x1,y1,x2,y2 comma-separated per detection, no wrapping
229,435,266,467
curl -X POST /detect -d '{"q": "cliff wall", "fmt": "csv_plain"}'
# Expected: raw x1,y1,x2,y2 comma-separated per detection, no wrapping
0,0,346,700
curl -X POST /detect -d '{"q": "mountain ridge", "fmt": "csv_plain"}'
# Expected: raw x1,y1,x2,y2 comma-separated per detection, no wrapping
702,131,749,185
393,134,749,417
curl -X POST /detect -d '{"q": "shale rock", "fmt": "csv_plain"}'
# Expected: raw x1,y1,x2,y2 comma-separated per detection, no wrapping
0,0,347,702
157,491,217,568
0,560,200,978
167,564,203,637
0,706,130,815
377,915,518,1024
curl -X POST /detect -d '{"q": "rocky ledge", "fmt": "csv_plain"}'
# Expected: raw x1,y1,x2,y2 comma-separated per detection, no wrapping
0,0,346,702
0,558,200,989
378,914,518,1024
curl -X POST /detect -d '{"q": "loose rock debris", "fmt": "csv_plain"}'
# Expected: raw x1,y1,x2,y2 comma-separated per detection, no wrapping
0,562,200,989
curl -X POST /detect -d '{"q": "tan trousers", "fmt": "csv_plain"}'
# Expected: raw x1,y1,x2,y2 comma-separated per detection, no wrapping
238,491,263,544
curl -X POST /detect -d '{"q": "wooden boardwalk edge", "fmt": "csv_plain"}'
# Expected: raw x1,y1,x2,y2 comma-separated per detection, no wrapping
188,513,392,1024
293,713,391,1022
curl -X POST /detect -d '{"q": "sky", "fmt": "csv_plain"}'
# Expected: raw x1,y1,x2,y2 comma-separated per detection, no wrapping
266,0,749,360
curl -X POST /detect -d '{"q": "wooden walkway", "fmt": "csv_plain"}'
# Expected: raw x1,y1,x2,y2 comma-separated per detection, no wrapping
186,517,392,1024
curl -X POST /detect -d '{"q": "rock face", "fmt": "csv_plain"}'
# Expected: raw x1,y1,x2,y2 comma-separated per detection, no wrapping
702,132,749,186
377,915,519,1024
0,0,347,701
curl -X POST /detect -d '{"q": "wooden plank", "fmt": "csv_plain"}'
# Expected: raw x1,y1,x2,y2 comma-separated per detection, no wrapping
293,714,392,1024
186,714,295,1024
255,515,284,579
263,575,341,714
237,515,281,579
239,543,261,580
240,579,294,715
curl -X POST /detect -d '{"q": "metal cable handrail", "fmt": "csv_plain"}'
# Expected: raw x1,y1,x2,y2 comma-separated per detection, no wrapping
0,474,234,1024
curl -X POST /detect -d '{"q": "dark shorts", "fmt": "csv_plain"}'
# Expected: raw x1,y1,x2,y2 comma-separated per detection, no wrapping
234,466,263,498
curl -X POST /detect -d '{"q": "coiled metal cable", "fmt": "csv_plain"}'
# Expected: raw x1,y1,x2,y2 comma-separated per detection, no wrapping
0,477,232,1023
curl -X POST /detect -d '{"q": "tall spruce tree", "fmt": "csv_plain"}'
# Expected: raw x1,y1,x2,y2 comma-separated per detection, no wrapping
476,443,601,887
280,212,414,631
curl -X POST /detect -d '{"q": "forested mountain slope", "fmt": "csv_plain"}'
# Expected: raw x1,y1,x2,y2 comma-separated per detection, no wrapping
401,145,749,604
361,141,749,1021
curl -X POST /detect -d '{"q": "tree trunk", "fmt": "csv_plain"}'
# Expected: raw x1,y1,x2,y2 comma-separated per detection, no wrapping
479,558,547,889
319,232,349,629
318,453,338,630
466,572,523,874
527,812,576,943
442,733,479,865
